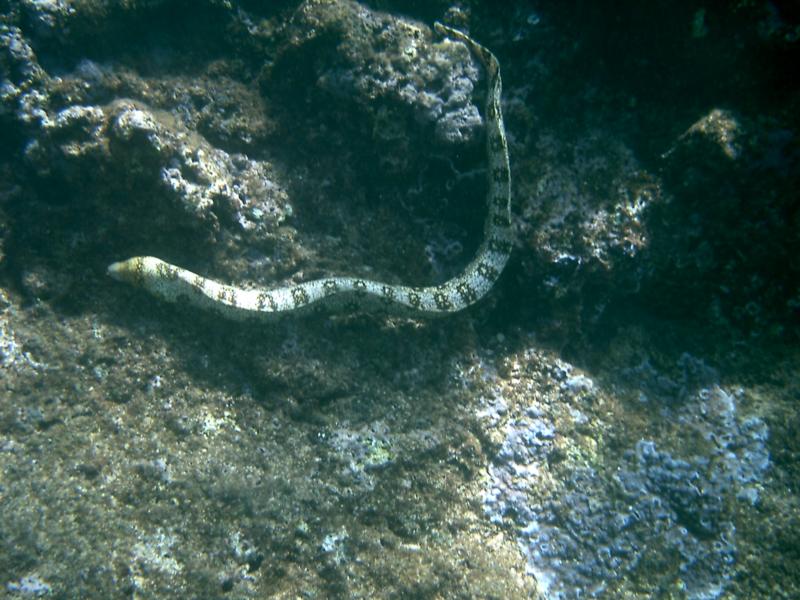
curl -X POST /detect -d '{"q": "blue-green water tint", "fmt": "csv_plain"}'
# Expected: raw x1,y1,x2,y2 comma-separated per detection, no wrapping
1,1,798,599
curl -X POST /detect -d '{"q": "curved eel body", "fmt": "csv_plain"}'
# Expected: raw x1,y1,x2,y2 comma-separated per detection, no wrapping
108,23,512,320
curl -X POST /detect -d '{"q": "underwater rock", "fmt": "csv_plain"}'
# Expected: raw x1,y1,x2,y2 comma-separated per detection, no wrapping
479,346,770,599
282,0,483,148
1,2,797,599
1,10,293,280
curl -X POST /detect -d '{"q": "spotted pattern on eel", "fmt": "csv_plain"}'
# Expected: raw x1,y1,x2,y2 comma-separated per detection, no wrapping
108,23,512,320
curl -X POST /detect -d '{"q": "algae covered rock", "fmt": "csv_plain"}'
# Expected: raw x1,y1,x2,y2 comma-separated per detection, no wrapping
1,1,799,599
279,0,483,153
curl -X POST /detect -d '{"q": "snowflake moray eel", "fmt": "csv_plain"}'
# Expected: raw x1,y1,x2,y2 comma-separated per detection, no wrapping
108,23,512,320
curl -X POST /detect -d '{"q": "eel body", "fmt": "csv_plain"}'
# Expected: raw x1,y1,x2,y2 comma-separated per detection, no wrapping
108,23,512,320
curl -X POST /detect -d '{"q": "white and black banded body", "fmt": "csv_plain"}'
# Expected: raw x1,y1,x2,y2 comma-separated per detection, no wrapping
108,23,512,320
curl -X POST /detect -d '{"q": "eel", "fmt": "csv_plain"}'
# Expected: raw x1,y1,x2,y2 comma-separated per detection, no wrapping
108,23,512,320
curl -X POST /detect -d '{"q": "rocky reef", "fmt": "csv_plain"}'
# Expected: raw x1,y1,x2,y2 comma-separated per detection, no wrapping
1,1,798,598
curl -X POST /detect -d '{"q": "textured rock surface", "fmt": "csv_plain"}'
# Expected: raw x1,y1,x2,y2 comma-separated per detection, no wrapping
281,0,483,148
478,348,769,598
1,1,799,599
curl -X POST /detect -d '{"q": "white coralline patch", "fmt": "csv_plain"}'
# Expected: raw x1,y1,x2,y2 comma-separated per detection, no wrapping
110,103,291,229
131,529,183,577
